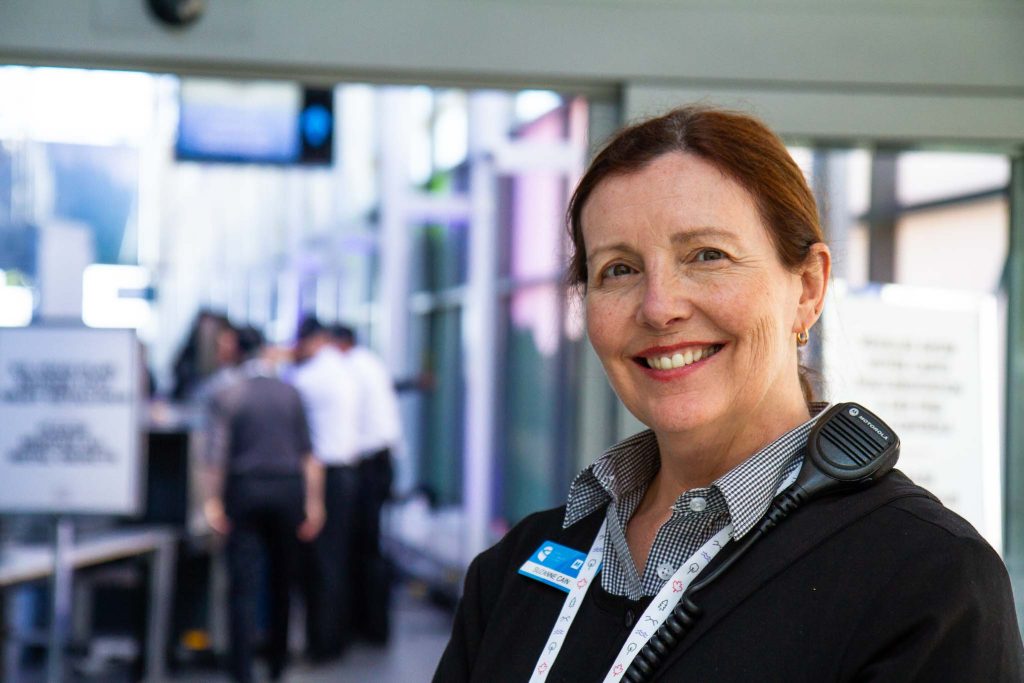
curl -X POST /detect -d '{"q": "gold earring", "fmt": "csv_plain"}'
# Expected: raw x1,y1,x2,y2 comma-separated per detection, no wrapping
796,329,810,346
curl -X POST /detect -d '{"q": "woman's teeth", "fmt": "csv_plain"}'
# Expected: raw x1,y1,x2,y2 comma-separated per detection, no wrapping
645,345,721,370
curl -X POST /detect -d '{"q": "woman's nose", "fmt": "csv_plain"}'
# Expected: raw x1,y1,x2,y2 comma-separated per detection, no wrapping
636,270,692,329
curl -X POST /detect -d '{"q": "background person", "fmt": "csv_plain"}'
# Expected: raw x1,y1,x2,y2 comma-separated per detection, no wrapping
171,310,237,403
434,106,1024,681
203,327,325,683
290,316,361,661
330,323,402,645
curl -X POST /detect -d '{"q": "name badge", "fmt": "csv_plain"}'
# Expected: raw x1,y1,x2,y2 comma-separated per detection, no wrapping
519,540,590,593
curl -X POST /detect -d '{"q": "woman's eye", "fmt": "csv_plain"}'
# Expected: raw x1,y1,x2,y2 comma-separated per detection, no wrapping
695,248,726,262
601,263,635,279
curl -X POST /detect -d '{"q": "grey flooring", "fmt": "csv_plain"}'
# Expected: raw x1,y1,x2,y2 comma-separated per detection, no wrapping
9,582,454,683
174,583,454,683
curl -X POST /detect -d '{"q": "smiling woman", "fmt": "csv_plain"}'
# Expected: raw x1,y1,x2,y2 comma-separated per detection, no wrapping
434,106,1024,683
580,152,828,493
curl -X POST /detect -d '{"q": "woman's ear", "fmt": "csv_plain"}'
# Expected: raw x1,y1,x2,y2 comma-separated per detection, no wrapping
794,243,831,334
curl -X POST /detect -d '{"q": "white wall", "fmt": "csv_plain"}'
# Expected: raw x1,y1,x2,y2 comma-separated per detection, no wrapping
1,0,1023,97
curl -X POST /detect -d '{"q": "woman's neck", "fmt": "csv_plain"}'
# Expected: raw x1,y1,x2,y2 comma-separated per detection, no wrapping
647,400,812,511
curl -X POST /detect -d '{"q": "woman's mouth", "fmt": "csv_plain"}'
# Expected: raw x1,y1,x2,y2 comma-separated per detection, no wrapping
635,344,723,371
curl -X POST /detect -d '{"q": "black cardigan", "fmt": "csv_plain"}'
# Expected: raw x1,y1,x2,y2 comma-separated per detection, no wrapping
433,471,1024,682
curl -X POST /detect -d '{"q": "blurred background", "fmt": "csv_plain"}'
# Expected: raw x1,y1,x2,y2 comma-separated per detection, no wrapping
0,1,1023,681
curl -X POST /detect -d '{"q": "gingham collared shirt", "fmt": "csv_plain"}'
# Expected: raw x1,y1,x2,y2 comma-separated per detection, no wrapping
563,403,829,600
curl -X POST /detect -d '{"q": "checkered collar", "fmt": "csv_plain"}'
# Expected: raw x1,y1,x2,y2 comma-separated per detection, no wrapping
563,403,830,540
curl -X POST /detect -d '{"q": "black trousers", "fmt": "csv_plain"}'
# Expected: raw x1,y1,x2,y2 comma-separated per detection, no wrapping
224,474,304,683
303,464,358,660
352,448,395,643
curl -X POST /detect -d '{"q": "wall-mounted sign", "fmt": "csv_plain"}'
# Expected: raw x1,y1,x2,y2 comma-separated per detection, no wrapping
823,283,1001,552
0,326,143,514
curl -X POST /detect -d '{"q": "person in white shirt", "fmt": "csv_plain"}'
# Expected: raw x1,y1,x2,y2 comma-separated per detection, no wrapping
331,324,402,645
290,317,360,661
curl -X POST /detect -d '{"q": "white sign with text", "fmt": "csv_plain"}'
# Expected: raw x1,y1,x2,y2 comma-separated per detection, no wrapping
0,327,142,514
823,283,1002,552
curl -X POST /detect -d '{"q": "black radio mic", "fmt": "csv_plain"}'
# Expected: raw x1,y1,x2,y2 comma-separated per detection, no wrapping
623,402,901,683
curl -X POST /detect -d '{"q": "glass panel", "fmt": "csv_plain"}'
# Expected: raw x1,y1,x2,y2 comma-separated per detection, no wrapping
336,84,379,217
406,86,435,186
794,148,871,286
40,143,141,264
788,147,870,217
895,197,1009,292
503,167,567,282
502,100,576,282
414,307,465,506
514,90,563,126
839,223,871,289
845,149,872,218
433,90,468,172
492,97,589,525
413,219,469,292
898,152,1010,205
499,283,563,525
409,164,470,294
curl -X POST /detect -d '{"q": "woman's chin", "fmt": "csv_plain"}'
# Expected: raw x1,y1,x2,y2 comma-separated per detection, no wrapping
634,403,721,437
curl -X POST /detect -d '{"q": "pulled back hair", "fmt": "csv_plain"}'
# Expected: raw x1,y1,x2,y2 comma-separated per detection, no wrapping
566,105,825,403
566,105,824,288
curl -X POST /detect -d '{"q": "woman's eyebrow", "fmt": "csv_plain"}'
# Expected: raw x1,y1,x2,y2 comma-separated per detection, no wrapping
670,227,739,245
586,242,633,265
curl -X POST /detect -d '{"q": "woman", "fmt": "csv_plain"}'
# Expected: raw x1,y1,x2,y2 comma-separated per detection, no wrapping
434,106,1023,682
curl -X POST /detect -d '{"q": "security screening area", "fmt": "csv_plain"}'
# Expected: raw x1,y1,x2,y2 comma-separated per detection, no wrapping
2,2,1024,682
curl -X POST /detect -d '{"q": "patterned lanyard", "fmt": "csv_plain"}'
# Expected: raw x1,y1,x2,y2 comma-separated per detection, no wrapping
528,519,607,682
530,467,801,682
600,525,733,681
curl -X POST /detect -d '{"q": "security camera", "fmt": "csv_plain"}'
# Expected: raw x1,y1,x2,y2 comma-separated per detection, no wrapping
146,0,205,27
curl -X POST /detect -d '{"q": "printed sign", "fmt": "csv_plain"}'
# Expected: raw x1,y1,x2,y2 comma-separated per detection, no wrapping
823,283,1001,551
0,327,143,514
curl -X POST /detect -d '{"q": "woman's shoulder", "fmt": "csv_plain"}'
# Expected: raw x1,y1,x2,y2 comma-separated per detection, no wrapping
818,469,1006,577
763,468,1002,578
867,470,993,544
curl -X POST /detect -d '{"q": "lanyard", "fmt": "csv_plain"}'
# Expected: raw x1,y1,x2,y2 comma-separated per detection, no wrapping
528,519,608,682
601,525,732,681
530,467,802,682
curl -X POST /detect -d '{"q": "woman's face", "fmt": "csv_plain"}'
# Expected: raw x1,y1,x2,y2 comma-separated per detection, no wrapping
582,152,816,439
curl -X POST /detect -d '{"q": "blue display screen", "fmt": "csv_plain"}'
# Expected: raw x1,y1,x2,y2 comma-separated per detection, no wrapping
175,78,332,166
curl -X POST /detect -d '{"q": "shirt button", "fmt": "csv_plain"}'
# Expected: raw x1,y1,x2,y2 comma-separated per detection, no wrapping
689,497,708,513
657,562,674,580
